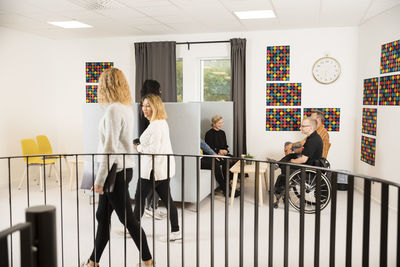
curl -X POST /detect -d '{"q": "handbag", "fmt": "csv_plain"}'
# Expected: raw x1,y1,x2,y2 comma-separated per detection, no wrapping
81,162,118,193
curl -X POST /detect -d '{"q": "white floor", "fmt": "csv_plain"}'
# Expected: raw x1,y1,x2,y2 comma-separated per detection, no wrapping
0,172,398,267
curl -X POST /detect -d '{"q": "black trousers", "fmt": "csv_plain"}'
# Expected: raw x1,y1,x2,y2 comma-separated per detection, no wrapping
274,154,299,195
133,173,179,232
201,157,233,192
90,168,152,262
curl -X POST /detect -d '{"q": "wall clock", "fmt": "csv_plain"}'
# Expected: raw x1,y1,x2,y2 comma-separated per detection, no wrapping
312,56,341,84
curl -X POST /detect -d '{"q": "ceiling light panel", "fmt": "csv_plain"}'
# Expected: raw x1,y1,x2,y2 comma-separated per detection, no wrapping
234,10,275,19
221,0,273,11
48,20,93,28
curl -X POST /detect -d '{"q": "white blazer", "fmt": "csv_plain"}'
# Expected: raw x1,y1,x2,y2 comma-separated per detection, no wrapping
137,119,175,180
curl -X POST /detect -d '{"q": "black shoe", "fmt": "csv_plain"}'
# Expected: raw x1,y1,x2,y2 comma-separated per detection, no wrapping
273,191,282,209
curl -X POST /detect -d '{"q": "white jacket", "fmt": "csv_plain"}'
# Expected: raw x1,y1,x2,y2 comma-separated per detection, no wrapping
137,119,175,180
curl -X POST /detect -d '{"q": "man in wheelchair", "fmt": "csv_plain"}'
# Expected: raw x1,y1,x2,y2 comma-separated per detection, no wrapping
284,110,330,159
273,117,323,207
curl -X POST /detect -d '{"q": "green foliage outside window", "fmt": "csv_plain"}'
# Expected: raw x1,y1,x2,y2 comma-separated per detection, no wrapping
176,59,183,102
202,59,231,101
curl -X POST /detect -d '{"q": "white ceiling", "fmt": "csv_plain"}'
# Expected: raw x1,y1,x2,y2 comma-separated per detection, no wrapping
0,0,399,40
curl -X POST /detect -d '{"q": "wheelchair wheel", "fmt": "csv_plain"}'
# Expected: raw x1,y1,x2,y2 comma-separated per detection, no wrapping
287,169,331,214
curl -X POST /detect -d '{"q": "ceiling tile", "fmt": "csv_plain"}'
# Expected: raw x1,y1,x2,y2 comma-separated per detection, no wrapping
95,7,146,19
24,0,85,12
157,15,195,24
220,0,273,11
54,10,107,20
271,0,320,9
115,0,173,8
363,0,400,22
134,23,175,34
135,5,183,16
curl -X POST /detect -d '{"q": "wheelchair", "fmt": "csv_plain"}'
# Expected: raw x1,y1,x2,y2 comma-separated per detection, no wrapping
276,158,332,214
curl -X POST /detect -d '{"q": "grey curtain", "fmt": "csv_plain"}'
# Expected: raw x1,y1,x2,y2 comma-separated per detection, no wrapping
230,38,247,157
134,41,177,102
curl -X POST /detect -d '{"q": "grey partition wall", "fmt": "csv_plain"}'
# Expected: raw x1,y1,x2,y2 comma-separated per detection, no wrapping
82,102,233,203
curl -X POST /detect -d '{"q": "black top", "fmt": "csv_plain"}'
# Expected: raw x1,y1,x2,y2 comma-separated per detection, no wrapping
302,131,323,165
205,128,229,154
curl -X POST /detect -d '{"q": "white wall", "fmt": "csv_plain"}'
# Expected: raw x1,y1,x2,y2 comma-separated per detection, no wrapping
355,6,400,208
0,27,59,186
0,25,360,186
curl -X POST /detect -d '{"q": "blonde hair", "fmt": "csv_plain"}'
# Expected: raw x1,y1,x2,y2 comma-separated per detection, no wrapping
98,68,132,105
211,115,223,127
142,94,167,121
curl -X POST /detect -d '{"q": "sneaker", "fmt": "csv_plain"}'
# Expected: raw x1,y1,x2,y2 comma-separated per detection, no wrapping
144,207,167,220
160,230,182,242
136,260,154,267
80,260,98,267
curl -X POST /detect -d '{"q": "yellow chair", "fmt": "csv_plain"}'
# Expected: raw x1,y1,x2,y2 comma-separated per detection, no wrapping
18,138,59,191
36,135,83,190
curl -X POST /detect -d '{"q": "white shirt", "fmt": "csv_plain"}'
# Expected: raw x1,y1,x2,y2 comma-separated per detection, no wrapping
95,102,135,186
137,119,175,180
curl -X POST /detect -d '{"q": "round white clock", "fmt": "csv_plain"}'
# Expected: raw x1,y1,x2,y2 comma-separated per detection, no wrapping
312,56,341,84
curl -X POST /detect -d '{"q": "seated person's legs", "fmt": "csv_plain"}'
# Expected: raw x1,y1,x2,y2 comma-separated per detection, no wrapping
274,153,299,196
201,157,239,197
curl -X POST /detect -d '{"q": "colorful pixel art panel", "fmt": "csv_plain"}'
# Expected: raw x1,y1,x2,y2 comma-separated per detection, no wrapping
266,45,290,81
266,83,301,106
363,77,379,105
266,108,301,131
86,62,114,83
379,74,400,105
362,108,377,136
380,40,400,74
361,135,376,166
86,85,98,103
303,108,340,131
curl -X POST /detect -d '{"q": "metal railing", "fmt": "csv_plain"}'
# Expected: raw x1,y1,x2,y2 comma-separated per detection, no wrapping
0,153,399,267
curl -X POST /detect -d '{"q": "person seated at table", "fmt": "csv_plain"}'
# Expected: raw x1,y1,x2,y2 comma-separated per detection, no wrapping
200,139,240,198
284,110,330,159
273,117,323,207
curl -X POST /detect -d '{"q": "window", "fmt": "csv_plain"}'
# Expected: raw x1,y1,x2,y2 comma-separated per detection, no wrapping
176,58,183,102
201,59,231,101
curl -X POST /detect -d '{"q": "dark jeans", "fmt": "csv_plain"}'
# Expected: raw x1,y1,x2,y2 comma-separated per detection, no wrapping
90,168,152,262
274,153,300,195
201,157,233,192
134,173,179,232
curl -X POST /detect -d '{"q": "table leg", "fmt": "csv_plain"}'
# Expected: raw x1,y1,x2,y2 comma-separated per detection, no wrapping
259,174,263,206
230,173,238,205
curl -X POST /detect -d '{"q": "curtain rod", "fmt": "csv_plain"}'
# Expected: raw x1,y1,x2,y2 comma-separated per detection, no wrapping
176,40,230,50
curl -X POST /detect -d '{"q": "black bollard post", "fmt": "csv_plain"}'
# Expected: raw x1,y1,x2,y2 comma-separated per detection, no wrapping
25,205,57,267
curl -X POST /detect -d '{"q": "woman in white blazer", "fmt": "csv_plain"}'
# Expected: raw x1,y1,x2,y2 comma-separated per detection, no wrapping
133,94,181,241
